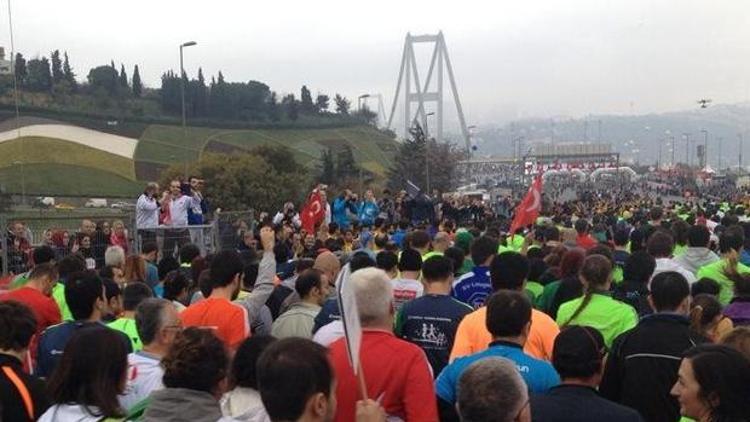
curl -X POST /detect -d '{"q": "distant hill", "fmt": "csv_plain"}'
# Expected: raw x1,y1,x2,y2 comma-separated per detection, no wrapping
0,108,397,198
474,103,750,168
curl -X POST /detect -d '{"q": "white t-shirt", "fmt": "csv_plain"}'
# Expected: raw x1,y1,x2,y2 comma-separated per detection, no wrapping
119,351,164,411
168,195,197,227
39,405,103,422
313,320,344,347
391,278,424,312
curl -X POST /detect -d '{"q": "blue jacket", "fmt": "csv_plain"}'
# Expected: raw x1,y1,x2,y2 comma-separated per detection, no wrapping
436,341,560,403
358,201,380,227
333,198,358,230
36,321,132,378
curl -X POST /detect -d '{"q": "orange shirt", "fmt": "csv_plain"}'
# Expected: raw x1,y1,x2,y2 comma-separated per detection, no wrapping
450,307,558,362
180,297,250,349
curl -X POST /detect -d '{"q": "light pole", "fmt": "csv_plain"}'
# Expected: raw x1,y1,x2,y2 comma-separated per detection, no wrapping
424,112,435,194
739,133,744,171
12,160,24,206
717,136,722,170
683,133,691,166
700,129,708,168
180,40,197,179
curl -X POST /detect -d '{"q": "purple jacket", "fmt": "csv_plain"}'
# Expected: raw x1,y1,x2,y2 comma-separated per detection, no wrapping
723,297,750,326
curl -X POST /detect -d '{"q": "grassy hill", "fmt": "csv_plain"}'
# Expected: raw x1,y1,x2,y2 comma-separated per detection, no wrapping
0,109,398,198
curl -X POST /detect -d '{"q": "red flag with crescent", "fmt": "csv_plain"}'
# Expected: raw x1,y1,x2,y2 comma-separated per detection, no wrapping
510,176,543,235
301,189,324,233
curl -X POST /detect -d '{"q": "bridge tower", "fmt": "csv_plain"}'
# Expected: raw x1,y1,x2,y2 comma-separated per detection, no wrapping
387,32,471,155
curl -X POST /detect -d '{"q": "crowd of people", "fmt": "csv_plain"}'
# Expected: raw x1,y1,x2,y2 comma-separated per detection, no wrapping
1,178,750,422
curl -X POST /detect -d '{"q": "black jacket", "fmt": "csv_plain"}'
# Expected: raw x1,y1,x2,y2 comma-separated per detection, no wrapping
0,354,50,421
530,385,643,422
600,313,708,422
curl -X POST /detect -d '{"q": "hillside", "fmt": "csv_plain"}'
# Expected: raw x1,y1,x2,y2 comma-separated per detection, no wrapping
475,102,750,168
0,109,397,198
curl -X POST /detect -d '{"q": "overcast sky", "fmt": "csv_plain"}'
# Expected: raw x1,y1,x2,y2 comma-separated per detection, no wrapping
2,0,749,126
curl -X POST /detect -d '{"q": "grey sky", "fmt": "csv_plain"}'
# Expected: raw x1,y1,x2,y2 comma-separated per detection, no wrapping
2,0,749,125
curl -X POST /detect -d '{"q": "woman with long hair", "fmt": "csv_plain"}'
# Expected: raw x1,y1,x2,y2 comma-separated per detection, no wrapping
690,294,734,342
221,336,276,421
123,255,147,283
671,344,750,422
110,220,129,255
537,248,585,319
556,254,638,349
39,326,128,421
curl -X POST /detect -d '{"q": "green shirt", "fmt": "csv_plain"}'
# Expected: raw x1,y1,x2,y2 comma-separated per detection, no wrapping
422,251,444,261
525,281,544,301
458,258,474,276
536,280,561,313
612,266,624,285
556,293,638,349
52,282,73,321
695,259,750,305
673,244,687,257
10,273,29,290
108,317,142,351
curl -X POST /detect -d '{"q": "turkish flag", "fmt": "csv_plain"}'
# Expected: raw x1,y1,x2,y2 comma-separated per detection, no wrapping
510,176,543,235
301,189,324,233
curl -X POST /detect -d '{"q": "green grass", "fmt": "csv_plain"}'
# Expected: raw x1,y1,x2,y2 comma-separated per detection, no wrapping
0,163,142,197
0,136,135,179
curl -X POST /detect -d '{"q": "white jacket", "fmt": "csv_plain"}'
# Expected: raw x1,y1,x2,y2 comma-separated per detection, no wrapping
39,404,103,422
652,258,697,285
221,387,271,422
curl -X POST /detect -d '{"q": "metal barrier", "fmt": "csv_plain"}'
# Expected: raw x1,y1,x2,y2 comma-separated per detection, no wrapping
214,210,256,252
0,211,236,275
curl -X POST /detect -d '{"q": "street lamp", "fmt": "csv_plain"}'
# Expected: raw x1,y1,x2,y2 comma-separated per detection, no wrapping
700,129,708,168
180,40,197,178
739,133,744,171
424,112,435,194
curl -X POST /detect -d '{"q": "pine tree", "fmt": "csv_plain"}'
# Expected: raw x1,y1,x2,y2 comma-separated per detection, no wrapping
319,148,335,184
50,50,63,84
119,64,128,90
267,91,280,122
217,71,225,85
334,94,350,115
62,52,77,90
336,145,358,179
300,85,314,114
14,53,26,86
132,64,142,97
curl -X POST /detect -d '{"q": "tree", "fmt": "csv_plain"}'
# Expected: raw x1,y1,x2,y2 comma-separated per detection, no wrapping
319,148,335,184
336,145,358,179
300,85,315,114
159,151,309,213
315,94,330,113
14,53,26,86
50,50,63,84
62,52,77,91
132,64,142,97
267,91,281,122
119,64,129,91
334,94,350,115
282,94,299,121
354,105,378,126
88,65,119,96
26,57,52,92
386,122,462,194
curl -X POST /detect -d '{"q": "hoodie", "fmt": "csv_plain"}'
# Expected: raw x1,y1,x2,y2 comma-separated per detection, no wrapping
220,387,270,422
673,247,720,275
652,258,697,285
143,388,237,422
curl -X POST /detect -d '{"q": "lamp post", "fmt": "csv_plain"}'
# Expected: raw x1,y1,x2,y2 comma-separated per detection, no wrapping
700,129,708,168
739,133,744,171
683,133,691,166
424,112,435,194
180,41,197,178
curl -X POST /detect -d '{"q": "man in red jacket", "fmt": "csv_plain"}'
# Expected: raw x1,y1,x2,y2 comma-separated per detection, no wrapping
329,267,438,422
